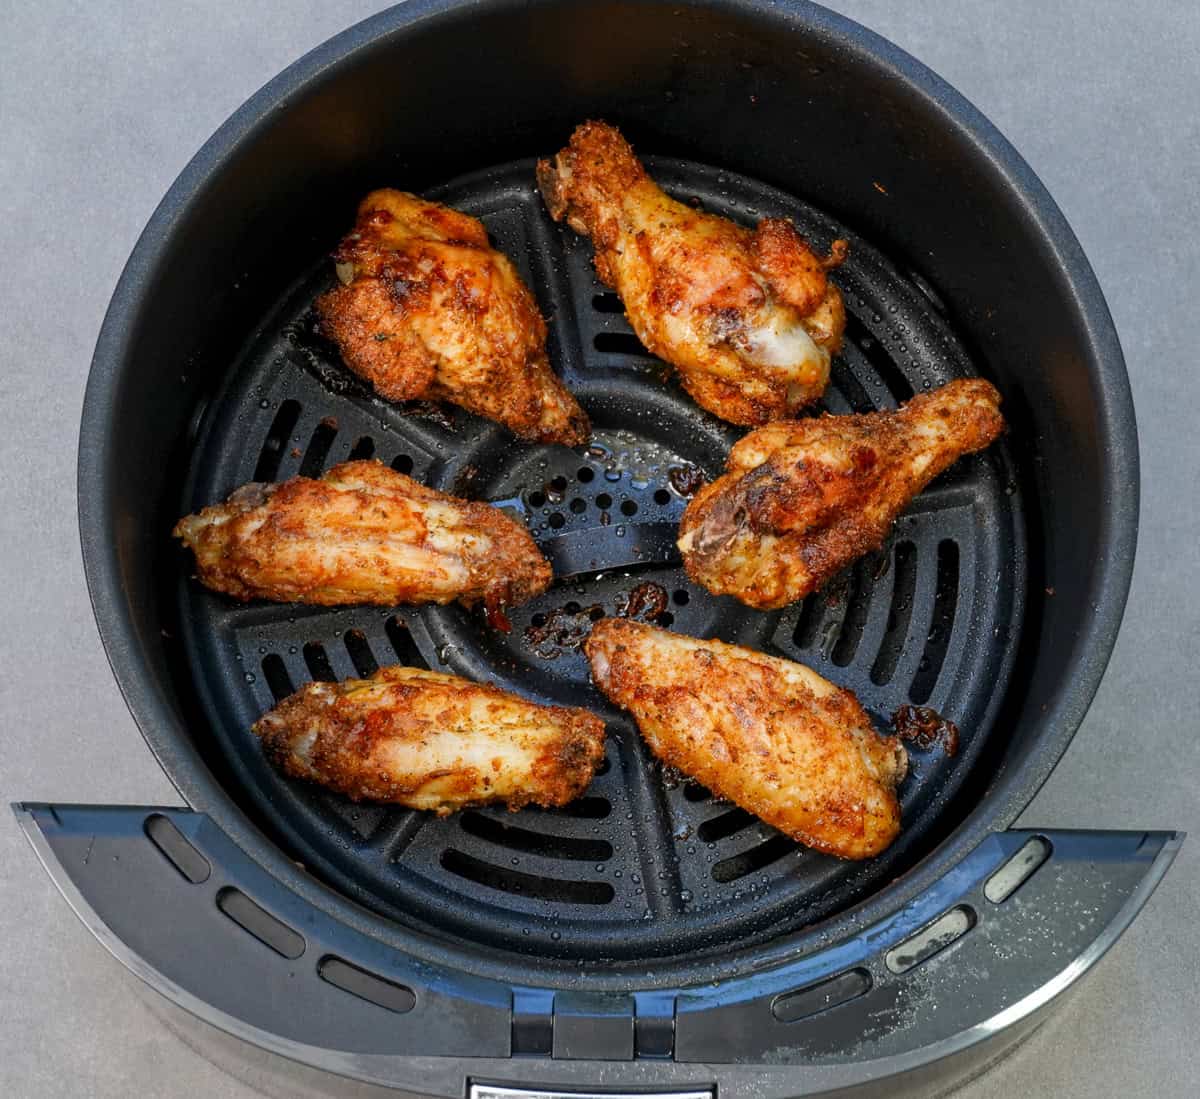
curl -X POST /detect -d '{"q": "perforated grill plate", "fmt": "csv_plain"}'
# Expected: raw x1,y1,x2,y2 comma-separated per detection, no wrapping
177,157,1026,965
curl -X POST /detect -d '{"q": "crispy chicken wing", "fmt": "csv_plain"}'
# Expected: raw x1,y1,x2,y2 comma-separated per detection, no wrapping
585,619,906,859
174,460,550,620
316,189,589,446
537,121,847,425
254,665,606,812
678,379,1004,609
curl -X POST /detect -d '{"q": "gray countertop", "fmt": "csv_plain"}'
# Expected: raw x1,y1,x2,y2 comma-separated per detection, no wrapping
2,1,1197,1095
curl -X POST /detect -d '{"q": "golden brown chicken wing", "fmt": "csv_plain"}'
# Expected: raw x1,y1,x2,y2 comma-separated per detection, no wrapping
316,189,589,446
254,665,606,812
677,379,1005,610
584,619,906,859
537,121,847,425
174,460,550,622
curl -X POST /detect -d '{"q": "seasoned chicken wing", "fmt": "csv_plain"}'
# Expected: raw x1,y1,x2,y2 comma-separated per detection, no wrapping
585,619,906,859
254,665,606,812
316,189,589,446
174,460,550,621
678,379,1005,609
537,121,847,425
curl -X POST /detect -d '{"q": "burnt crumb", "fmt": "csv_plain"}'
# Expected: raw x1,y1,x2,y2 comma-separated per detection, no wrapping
617,581,669,622
290,447,303,459
401,400,457,433
668,463,706,497
524,582,672,660
525,604,606,659
892,704,959,756
451,463,484,500
319,415,339,431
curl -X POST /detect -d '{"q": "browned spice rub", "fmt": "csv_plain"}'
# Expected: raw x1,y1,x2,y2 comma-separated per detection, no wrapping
254,665,606,813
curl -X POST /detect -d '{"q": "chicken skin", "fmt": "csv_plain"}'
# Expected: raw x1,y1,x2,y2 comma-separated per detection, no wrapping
678,379,1004,610
585,619,906,859
254,665,606,812
174,460,550,621
537,121,847,425
316,189,589,447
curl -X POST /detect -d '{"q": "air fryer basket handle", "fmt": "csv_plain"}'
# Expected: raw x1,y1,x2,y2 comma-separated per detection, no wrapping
14,803,1180,1092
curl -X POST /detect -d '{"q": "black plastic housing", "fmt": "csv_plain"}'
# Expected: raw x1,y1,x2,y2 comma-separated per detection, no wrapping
58,0,1159,1095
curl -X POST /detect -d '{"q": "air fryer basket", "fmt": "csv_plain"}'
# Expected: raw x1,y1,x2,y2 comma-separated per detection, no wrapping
20,2,1180,1097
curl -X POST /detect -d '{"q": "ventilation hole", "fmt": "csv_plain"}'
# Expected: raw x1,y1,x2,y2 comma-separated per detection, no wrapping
673,589,690,606
344,629,379,677
298,418,338,479
829,359,876,414
871,541,918,685
144,814,210,884
528,490,546,508
261,654,295,702
698,807,756,842
711,835,796,883
658,611,675,627
348,436,376,461
985,836,1052,904
589,606,606,621
885,905,976,974
569,498,587,513
563,601,581,614
844,314,914,402
831,557,876,667
772,968,872,1023
620,500,638,517
596,493,613,509
558,797,612,821
684,782,712,802
910,540,960,704
318,957,415,1014
216,887,305,958
577,467,595,483
529,612,547,628
550,475,568,492
594,331,651,357
253,399,301,481
548,512,566,529
387,452,413,475
385,616,426,668
460,813,613,861
303,642,337,683
792,593,825,650
440,850,614,904
592,292,625,314
654,488,671,505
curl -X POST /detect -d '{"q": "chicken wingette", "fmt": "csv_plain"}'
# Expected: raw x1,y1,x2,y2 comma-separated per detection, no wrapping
678,379,1005,610
537,121,847,426
174,460,550,622
585,619,906,859
254,665,606,812
316,189,589,446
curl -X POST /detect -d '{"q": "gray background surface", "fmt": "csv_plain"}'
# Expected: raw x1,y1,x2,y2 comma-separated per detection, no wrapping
2,0,1197,1095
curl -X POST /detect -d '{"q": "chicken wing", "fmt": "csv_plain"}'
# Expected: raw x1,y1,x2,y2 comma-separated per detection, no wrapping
174,460,550,621
537,121,847,425
677,379,1004,609
316,189,589,446
584,619,906,859
254,665,606,812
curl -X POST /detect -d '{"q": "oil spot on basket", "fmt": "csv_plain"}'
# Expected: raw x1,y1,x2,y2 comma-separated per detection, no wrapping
524,581,671,659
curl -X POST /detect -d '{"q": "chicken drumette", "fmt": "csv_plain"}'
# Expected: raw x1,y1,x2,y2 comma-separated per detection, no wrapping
255,665,606,813
316,189,589,446
585,619,906,859
174,460,550,623
677,379,1005,609
537,121,847,425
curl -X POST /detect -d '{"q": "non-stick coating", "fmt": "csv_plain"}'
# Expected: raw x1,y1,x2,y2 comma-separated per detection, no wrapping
177,155,1025,963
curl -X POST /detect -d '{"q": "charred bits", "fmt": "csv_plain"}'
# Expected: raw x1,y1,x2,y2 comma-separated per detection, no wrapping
892,704,959,756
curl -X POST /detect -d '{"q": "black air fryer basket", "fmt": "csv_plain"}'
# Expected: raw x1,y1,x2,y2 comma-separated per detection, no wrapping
19,2,1181,1097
